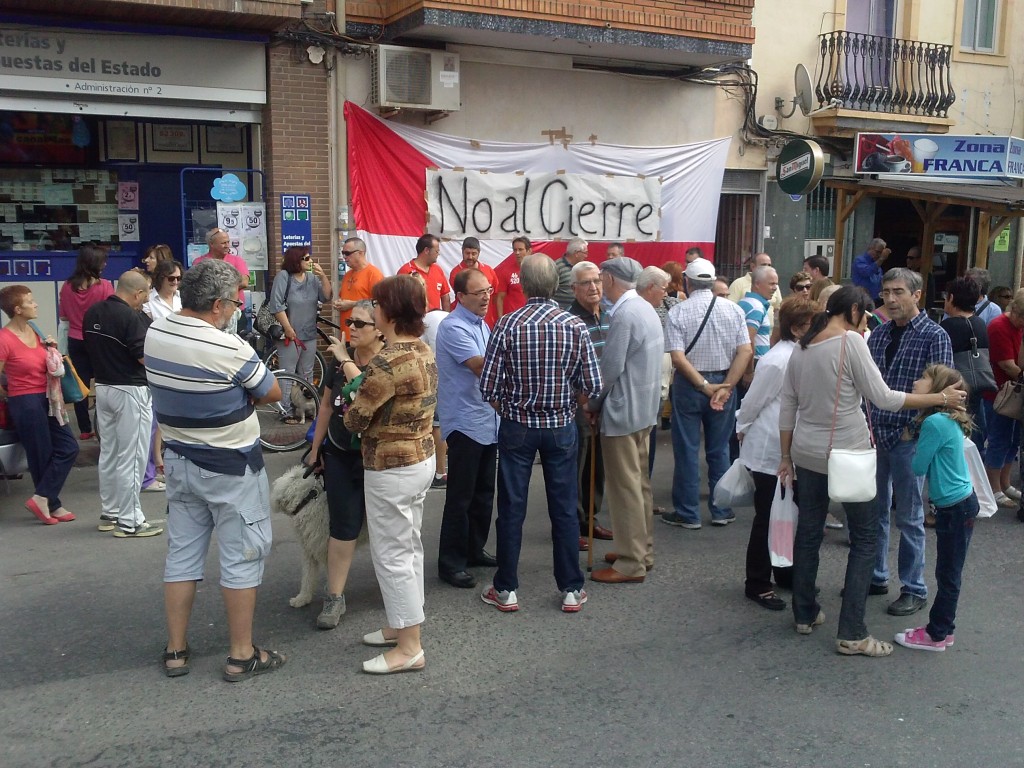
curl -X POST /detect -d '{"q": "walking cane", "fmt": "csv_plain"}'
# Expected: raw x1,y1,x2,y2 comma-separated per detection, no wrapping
587,421,597,573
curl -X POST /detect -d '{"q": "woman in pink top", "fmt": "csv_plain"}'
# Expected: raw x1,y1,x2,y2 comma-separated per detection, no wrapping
58,244,114,438
0,286,80,524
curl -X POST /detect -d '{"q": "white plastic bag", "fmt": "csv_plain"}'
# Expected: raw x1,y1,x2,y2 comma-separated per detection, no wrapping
713,458,755,509
768,481,798,568
964,438,997,518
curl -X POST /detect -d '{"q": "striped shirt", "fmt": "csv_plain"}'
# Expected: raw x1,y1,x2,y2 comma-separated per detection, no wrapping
144,313,275,475
665,289,750,372
480,297,603,429
738,291,771,360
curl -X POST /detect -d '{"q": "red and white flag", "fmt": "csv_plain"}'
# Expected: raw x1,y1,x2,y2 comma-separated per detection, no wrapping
345,101,730,277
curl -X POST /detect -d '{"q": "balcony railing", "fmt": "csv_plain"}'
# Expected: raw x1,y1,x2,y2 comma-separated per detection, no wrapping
815,31,955,118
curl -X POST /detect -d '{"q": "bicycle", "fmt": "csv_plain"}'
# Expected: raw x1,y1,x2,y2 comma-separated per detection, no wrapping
262,314,342,389
256,370,321,452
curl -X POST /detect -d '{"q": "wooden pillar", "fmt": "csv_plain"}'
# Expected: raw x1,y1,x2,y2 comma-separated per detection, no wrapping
833,188,848,280
976,211,991,269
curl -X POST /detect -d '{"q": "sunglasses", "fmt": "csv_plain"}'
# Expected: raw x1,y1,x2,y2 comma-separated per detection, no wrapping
795,283,812,291
345,318,376,329
302,255,312,261
342,249,362,257
167,275,182,283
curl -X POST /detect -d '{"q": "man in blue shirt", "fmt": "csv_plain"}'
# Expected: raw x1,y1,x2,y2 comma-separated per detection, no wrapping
866,268,953,618
852,238,890,303
435,269,500,589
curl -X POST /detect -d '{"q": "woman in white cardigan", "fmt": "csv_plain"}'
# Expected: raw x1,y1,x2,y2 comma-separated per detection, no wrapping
736,296,818,611
778,286,964,657
144,259,183,321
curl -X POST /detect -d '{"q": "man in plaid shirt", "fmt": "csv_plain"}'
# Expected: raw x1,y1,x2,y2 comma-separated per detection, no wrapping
866,268,953,617
479,254,603,614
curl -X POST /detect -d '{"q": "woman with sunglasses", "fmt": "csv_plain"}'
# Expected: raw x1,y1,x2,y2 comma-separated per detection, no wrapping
306,300,384,629
789,271,813,296
144,259,184,321
269,246,332,425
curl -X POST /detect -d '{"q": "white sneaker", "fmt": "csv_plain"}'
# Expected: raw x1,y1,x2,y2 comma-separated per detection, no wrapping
481,585,518,612
994,491,1017,508
1004,485,1022,501
142,480,166,493
561,589,588,613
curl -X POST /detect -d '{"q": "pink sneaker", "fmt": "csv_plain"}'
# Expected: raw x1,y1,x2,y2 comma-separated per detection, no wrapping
894,627,946,652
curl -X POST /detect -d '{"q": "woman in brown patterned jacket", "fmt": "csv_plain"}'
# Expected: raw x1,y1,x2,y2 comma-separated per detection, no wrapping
344,275,438,675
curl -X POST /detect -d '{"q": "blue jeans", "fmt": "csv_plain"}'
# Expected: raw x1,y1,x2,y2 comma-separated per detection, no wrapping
873,439,927,598
7,393,79,510
982,399,1020,469
670,371,735,523
926,491,978,641
493,419,583,594
793,466,879,641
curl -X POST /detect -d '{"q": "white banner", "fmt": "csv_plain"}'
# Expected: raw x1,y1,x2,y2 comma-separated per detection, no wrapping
426,169,661,242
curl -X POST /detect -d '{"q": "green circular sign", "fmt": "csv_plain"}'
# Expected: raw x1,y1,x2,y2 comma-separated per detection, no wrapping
776,139,825,195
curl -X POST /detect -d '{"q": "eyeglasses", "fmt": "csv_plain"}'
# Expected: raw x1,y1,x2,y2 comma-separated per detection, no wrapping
342,249,362,257
463,286,494,297
794,283,812,292
575,279,602,287
222,298,244,308
167,276,182,283
345,318,376,329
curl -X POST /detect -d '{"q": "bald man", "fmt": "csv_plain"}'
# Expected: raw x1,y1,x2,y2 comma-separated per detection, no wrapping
84,271,164,538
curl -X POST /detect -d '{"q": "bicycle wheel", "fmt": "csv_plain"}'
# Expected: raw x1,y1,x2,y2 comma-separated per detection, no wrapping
257,372,320,452
263,346,326,389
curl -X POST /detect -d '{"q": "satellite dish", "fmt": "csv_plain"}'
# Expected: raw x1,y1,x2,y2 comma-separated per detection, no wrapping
775,64,814,118
794,64,813,116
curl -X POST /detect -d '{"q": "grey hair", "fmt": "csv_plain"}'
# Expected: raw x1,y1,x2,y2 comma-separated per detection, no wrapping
180,259,242,312
687,276,715,292
965,267,991,294
870,237,887,251
343,236,366,253
637,266,670,292
205,228,226,247
566,237,588,256
571,260,600,280
521,254,559,299
882,267,922,294
352,298,376,316
751,265,777,288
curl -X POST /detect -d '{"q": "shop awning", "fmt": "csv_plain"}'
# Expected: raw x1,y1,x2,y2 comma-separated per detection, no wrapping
827,176,1024,276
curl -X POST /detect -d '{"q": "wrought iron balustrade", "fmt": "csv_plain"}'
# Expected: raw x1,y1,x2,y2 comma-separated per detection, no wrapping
815,31,954,118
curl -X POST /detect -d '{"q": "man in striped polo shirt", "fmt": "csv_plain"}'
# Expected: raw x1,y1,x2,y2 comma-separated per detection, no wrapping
145,259,286,682
738,265,779,370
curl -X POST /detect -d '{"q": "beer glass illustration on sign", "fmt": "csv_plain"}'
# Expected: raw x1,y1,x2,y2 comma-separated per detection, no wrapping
912,138,939,173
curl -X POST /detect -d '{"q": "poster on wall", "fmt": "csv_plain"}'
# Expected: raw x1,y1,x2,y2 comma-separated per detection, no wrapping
855,133,1024,179
218,201,267,270
280,194,313,253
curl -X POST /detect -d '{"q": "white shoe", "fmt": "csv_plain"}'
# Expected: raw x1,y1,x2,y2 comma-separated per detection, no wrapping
1004,485,1022,501
994,491,1017,508
561,589,588,613
362,629,399,647
361,649,424,674
142,480,166,493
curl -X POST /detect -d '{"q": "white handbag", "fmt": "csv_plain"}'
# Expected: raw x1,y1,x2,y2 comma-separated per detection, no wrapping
964,438,998,518
826,334,877,503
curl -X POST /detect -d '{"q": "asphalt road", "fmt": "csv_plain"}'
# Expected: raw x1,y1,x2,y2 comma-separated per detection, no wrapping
1,431,1023,768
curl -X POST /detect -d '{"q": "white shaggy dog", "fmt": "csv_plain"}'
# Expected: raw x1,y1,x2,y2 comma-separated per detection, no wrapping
270,464,367,608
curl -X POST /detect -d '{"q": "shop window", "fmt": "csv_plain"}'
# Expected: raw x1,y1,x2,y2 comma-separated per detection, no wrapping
961,0,1000,52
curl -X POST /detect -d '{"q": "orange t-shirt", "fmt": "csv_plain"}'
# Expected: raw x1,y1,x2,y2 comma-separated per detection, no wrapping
397,260,451,311
338,263,384,337
449,262,499,328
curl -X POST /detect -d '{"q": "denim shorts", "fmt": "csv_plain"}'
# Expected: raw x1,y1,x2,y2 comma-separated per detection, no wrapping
982,400,1021,469
163,452,273,589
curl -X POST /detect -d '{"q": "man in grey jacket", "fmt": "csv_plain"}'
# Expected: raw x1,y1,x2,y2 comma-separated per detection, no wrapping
586,257,665,583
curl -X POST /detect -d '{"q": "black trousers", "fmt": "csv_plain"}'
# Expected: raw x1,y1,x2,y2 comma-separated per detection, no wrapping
745,470,794,595
437,430,497,574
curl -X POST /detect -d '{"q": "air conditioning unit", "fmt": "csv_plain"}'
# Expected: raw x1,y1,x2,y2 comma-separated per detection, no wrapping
370,45,461,111
805,239,835,276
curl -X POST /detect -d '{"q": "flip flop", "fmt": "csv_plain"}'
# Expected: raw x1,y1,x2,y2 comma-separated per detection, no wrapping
26,498,58,525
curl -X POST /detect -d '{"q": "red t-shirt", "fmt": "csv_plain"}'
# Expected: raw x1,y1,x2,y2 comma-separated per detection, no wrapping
59,279,114,340
985,313,1022,402
0,327,48,396
397,260,451,311
450,261,499,328
495,259,525,317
